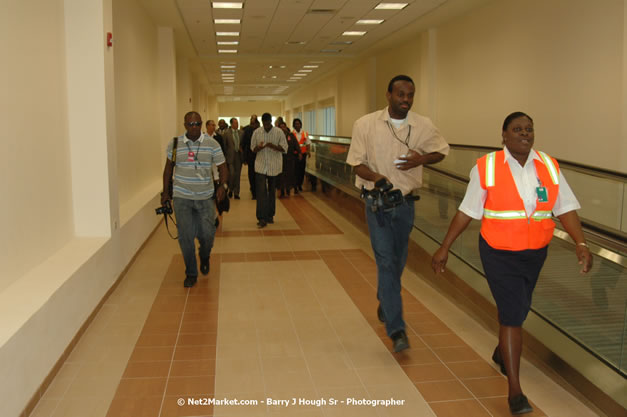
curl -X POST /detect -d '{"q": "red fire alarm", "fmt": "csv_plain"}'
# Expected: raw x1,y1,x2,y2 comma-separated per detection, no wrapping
107,32,113,48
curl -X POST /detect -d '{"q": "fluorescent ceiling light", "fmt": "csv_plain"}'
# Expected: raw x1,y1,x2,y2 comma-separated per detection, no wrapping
218,49,238,53
221,65,236,68
303,65,318,68
223,80,235,82
342,31,366,36
356,19,384,24
298,69,312,72
310,61,324,63
287,80,297,82
216,32,239,36
271,76,277,79
214,19,240,24
375,3,408,10
217,41,239,45
321,49,341,52
331,41,353,45
212,2,243,9
292,74,306,77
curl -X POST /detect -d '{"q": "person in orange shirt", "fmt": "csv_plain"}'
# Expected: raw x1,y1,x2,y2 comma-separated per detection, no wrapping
431,111,593,415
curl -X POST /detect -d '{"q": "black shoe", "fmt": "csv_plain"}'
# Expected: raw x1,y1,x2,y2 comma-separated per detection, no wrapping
183,276,197,288
391,330,409,352
508,394,533,415
228,191,233,198
266,218,274,224
377,304,385,323
215,218,220,228
492,346,507,376
234,195,240,200
257,220,267,228
200,257,210,275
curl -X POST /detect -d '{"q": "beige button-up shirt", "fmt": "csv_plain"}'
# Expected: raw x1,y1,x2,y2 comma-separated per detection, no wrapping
346,107,450,195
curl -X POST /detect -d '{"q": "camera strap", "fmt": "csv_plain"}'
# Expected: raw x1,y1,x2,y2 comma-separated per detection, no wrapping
164,212,178,239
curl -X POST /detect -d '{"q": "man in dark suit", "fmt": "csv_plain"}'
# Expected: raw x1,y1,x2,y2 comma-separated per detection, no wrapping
223,118,245,199
241,117,260,199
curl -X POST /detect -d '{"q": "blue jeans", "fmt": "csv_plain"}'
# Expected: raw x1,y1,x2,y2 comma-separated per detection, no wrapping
173,198,216,278
365,198,415,337
255,173,277,221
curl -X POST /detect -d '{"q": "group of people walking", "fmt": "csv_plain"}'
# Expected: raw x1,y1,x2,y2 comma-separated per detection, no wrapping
161,74,593,416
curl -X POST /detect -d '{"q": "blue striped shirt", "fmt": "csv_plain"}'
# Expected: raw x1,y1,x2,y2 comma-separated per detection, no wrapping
167,133,226,200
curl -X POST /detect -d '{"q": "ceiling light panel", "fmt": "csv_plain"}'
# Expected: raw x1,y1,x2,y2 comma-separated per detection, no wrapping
356,19,384,24
374,3,408,10
216,32,239,36
342,31,366,36
214,19,241,24
212,2,243,9
219,49,238,53
217,41,239,45
303,65,318,68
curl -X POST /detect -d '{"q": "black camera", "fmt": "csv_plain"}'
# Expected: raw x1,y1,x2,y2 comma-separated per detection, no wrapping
361,178,419,214
155,200,173,215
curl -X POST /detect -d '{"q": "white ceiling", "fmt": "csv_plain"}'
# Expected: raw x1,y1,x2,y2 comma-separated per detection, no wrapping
140,0,493,100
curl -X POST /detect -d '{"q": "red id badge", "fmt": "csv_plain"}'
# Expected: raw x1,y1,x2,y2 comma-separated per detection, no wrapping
188,151,195,162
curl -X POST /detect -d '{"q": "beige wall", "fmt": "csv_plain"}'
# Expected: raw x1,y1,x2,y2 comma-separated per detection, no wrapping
284,0,626,172
433,0,625,171
113,0,161,213
0,0,74,291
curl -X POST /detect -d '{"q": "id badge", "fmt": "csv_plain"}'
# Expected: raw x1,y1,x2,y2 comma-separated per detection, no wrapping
536,186,548,202
187,151,195,162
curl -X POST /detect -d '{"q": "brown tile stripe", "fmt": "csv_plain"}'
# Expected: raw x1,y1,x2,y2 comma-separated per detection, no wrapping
214,194,341,237
106,255,220,417
318,249,548,417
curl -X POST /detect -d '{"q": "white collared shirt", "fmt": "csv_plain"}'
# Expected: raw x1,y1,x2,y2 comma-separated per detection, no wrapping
458,147,581,219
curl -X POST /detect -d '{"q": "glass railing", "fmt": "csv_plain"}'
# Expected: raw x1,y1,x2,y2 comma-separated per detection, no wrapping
307,135,627,375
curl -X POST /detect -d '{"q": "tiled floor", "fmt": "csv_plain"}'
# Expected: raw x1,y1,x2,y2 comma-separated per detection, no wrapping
28,185,601,417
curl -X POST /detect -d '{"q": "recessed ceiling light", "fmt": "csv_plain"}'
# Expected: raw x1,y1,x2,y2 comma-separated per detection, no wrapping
356,19,384,24
221,69,235,73
212,2,243,9
298,69,312,72
217,41,239,45
223,80,235,82
268,65,273,68
287,80,297,82
375,3,408,10
303,65,318,68
218,49,238,53
271,76,277,79
214,19,240,24
221,65,236,68
285,41,306,45
280,65,286,68
292,74,307,77
331,41,353,45
321,49,341,53
216,32,239,36
310,61,324,63
342,31,366,36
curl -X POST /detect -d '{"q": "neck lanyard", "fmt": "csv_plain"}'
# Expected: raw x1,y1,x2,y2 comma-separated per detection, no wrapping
186,140,201,169
386,121,411,147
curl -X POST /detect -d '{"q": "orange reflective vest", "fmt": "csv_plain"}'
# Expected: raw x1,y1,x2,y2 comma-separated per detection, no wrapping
292,130,309,153
477,150,560,251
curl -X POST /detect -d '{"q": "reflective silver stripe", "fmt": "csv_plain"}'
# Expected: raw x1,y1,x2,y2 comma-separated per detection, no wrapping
484,209,527,219
537,151,559,185
485,152,496,187
532,211,553,219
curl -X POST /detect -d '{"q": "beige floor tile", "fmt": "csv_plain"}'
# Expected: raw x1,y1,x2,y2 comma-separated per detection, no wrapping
29,398,60,417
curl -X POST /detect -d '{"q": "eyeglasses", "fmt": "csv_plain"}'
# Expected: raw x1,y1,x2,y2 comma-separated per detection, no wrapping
187,121,202,127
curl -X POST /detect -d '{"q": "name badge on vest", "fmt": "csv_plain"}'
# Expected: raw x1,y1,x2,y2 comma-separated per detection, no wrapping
536,186,548,202
188,151,195,162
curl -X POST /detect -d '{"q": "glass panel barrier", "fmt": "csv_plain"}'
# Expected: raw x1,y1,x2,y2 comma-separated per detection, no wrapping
308,136,627,375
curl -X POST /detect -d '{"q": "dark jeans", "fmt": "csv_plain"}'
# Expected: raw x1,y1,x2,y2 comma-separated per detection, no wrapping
255,173,277,221
173,197,216,278
296,154,307,187
365,198,415,337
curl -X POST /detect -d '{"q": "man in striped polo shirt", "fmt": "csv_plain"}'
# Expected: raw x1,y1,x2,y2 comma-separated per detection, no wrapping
251,112,287,228
161,111,229,287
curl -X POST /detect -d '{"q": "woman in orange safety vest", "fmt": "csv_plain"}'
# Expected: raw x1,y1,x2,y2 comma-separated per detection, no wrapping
431,112,592,415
